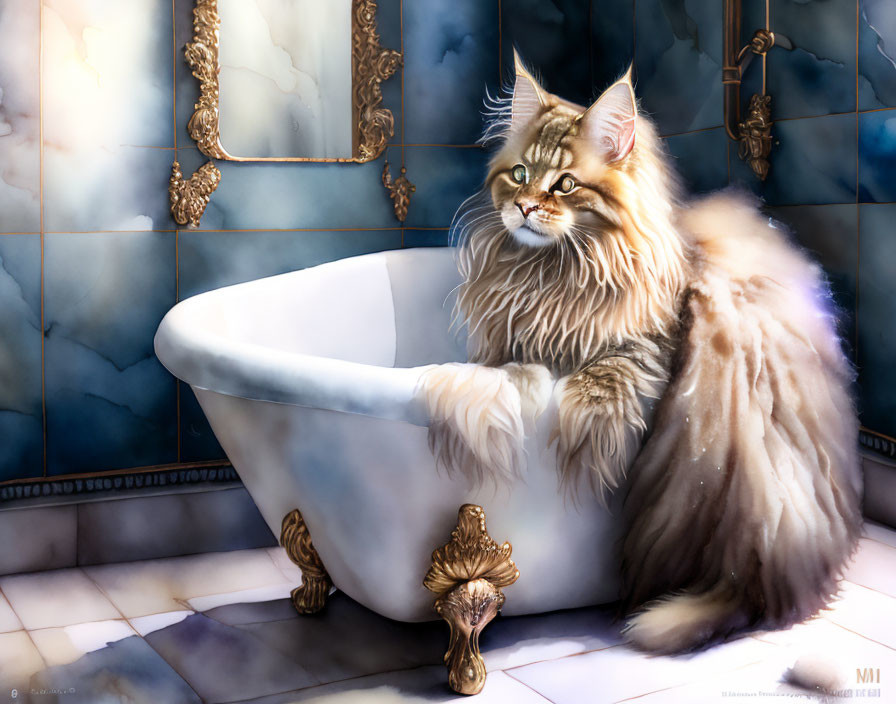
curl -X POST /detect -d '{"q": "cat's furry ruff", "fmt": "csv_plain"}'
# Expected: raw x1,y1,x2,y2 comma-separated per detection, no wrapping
417,54,862,652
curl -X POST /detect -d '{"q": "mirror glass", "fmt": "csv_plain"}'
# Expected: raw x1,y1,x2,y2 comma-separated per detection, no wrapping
217,0,353,159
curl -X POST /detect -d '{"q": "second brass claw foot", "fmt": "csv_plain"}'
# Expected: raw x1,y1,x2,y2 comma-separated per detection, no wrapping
424,504,520,695
280,508,333,614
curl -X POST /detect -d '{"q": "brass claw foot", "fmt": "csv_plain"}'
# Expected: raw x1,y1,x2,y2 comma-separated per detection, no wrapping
280,509,333,614
424,504,520,695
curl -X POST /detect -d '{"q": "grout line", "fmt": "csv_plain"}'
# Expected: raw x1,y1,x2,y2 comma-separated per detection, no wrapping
822,616,896,652
659,124,724,139
175,225,180,463
614,658,768,703
172,0,177,153
39,0,46,479
840,578,896,602
503,643,623,673
855,0,861,359
502,669,558,703
400,0,405,247
859,533,896,551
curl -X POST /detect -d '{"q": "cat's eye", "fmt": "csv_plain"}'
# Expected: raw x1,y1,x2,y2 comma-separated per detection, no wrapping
511,164,528,184
553,174,577,194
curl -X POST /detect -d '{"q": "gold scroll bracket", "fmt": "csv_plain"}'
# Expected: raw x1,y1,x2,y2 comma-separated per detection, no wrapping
280,508,333,614
382,162,416,223
424,504,520,696
169,160,221,228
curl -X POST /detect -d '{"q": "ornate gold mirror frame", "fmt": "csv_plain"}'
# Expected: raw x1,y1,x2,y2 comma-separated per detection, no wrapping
170,0,406,227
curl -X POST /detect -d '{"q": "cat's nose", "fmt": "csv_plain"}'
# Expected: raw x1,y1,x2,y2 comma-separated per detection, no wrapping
516,200,540,218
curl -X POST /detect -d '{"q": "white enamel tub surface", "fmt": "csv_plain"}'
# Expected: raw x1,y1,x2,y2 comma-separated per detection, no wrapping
154,248,621,622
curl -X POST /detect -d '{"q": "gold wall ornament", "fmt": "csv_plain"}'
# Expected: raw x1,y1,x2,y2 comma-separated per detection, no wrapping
280,508,333,614
424,504,520,696
169,160,221,228
382,162,415,222
186,0,400,163
738,94,773,181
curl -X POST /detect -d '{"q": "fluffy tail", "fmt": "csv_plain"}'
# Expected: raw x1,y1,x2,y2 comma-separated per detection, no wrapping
624,589,752,654
620,192,862,652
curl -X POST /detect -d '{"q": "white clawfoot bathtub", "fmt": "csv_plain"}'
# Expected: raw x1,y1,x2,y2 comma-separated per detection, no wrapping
154,248,621,622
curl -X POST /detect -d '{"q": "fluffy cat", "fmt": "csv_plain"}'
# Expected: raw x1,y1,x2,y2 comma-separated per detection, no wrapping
418,53,862,653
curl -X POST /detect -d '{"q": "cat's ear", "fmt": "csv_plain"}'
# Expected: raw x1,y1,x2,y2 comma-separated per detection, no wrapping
511,49,546,130
578,67,637,162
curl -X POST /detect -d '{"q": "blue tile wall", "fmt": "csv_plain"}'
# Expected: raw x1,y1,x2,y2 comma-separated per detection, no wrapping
44,232,177,474
403,0,499,144
2,0,895,485
663,127,729,194
0,236,43,480
859,109,896,203
859,0,896,111
767,0,857,120
858,204,896,437
635,0,723,135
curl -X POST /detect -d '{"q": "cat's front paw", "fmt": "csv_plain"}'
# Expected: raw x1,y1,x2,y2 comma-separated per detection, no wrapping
417,363,527,484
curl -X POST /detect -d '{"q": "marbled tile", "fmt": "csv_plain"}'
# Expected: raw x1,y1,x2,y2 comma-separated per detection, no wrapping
76,486,275,566
180,382,225,462
202,596,299,627
130,609,193,636
502,0,592,107
233,591,444,685
173,148,398,231
481,605,622,671
0,631,44,691
858,204,896,438
177,228,403,300
44,232,177,474
84,548,287,618
844,538,896,598
42,0,173,149
403,0,498,145
187,583,294,613
0,591,22,633
858,108,896,202
0,235,43,481
43,146,175,233
403,229,450,248
824,581,896,650
241,667,553,703
29,619,135,667
635,0,723,136
767,204,858,345
508,637,774,704
0,568,120,630
663,127,728,195
145,612,318,702
30,633,201,704
0,0,40,233
403,146,490,229
767,0,857,120
591,0,635,94
859,0,896,110
0,505,77,575
730,113,857,205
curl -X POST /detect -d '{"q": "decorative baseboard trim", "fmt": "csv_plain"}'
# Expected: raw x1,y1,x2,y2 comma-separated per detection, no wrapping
0,462,237,502
860,429,896,460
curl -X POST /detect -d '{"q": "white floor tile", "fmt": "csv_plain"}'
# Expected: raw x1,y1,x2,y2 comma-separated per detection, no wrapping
845,539,896,598
863,520,896,549
0,568,121,630
0,590,22,633
29,619,135,667
84,548,289,618
508,637,775,704
188,583,295,613
824,581,896,650
0,631,45,689
130,610,194,636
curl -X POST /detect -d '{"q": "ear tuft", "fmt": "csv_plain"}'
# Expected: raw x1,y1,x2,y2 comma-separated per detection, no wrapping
579,70,637,162
511,49,546,132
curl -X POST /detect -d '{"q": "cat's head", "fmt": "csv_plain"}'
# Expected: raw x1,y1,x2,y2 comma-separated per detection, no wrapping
485,52,667,249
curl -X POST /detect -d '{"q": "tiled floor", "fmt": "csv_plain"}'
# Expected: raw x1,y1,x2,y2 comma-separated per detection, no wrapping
0,524,894,704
